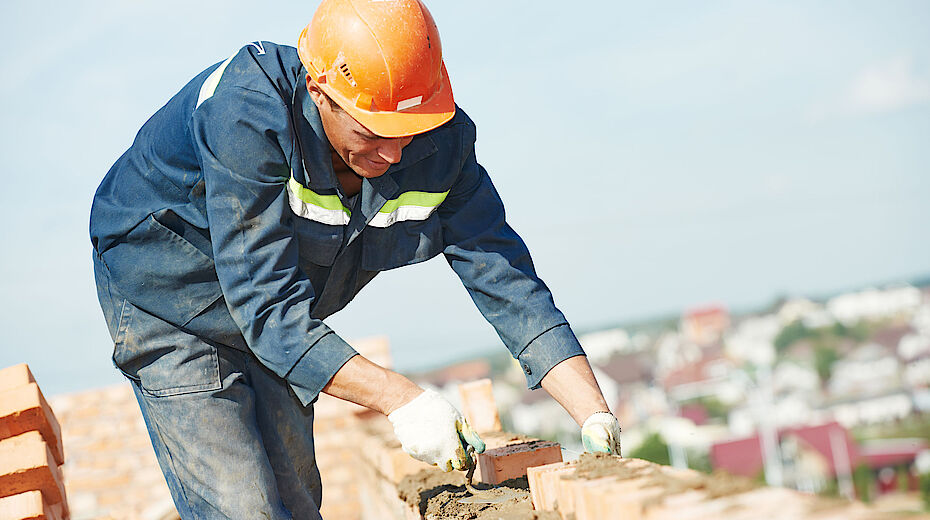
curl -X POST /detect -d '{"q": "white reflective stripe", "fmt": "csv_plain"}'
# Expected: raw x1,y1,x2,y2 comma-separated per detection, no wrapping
368,204,439,228
396,95,423,111
286,182,351,226
196,54,235,108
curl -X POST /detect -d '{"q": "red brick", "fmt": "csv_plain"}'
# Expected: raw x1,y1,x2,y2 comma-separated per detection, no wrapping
457,379,502,434
0,364,35,394
0,383,64,465
0,432,68,518
477,440,562,485
0,490,63,520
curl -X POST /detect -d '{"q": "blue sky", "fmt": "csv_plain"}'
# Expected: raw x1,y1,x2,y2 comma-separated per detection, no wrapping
1,1,928,395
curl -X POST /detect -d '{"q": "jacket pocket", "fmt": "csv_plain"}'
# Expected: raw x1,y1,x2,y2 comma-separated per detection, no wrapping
361,214,443,271
293,217,343,267
101,210,223,327
112,299,222,397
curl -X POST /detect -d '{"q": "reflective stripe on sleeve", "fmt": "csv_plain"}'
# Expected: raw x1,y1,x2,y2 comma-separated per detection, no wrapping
286,176,352,226
368,190,449,228
196,54,236,108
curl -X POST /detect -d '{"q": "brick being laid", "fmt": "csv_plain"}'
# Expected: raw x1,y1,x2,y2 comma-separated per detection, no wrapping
0,431,68,518
476,439,562,485
0,490,63,520
0,383,64,466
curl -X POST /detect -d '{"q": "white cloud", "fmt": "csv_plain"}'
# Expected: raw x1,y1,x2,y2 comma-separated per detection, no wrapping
843,56,930,114
806,56,930,122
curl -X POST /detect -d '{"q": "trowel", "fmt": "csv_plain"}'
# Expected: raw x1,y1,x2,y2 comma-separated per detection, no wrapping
458,446,524,504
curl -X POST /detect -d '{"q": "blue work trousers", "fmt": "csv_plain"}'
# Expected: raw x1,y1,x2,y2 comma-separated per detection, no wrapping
94,255,323,519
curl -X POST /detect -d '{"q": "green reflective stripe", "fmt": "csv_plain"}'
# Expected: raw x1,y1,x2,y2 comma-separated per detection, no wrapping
368,190,449,228
286,177,351,226
378,190,449,214
196,53,236,108
288,177,351,213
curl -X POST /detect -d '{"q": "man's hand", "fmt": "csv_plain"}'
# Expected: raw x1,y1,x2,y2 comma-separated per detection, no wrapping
581,411,622,455
388,388,486,471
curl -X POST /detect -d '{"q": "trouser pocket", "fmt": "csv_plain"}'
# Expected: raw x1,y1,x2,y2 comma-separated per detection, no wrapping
112,299,222,397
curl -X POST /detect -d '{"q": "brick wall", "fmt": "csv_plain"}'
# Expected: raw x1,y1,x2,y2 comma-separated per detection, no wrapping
1,363,69,520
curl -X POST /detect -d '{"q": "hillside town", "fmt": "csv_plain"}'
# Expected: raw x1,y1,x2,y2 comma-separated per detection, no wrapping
413,282,930,506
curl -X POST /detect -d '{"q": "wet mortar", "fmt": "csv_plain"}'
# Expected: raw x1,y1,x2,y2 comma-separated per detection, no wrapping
398,469,559,520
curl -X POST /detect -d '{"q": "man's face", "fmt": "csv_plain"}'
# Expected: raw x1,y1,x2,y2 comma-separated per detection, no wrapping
307,77,413,178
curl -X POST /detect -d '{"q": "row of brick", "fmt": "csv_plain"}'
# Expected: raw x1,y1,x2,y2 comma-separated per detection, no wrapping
526,455,899,520
0,364,69,520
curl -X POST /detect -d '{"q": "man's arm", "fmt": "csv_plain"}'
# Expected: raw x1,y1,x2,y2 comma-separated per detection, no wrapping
321,354,422,415
323,356,486,471
540,355,610,426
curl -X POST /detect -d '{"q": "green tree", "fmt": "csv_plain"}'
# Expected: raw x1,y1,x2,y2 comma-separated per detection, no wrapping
813,344,839,384
853,464,874,503
774,320,812,353
630,432,671,466
920,472,930,511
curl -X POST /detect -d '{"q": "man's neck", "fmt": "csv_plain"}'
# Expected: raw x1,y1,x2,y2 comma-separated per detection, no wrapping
330,150,362,198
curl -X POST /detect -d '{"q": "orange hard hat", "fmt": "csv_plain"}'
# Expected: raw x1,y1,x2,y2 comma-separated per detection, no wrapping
297,0,455,138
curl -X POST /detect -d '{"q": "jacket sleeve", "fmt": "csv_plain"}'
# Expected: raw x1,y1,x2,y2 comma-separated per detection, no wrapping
438,120,586,389
191,86,357,406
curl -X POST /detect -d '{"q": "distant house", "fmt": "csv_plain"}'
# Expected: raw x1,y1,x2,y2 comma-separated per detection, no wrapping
725,314,779,366
827,286,922,325
828,344,901,397
824,390,914,427
711,422,860,495
681,304,730,346
578,328,632,363
859,438,929,494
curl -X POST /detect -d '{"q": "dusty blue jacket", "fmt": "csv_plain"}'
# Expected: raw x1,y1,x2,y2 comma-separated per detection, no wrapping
90,42,584,405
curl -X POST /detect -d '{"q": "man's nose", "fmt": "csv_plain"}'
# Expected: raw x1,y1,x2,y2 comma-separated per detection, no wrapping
378,136,413,164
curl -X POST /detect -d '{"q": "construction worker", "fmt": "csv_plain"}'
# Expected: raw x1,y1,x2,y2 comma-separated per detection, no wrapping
89,0,620,518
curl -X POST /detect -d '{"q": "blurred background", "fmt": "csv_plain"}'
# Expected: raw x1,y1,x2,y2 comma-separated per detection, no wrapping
1,0,929,512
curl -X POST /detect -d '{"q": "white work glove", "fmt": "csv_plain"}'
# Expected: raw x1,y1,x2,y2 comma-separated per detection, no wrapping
581,411,622,456
388,388,486,471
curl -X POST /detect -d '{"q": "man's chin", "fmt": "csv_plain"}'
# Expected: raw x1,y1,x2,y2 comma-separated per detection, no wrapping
352,165,390,179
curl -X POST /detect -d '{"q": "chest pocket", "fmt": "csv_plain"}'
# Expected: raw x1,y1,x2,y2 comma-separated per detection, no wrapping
287,177,347,267
361,212,444,271
293,218,343,267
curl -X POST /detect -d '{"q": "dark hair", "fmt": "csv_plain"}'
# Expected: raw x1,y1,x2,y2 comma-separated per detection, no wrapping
319,87,345,114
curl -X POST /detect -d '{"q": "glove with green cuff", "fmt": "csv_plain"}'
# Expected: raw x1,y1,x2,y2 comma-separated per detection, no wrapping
581,411,622,455
388,388,486,472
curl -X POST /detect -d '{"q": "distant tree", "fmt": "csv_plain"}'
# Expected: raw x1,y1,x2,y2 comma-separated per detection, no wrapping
813,344,840,384
921,472,930,511
629,432,671,466
832,321,869,342
774,320,812,353
853,464,874,503
687,449,713,474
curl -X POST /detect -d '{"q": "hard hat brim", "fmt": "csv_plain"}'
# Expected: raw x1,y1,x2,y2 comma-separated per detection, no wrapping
322,63,456,139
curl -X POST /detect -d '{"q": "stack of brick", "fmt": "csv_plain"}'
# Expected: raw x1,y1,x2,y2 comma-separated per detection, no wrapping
48,384,176,520
0,363,69,520
314,335,396,520
526,455,909,520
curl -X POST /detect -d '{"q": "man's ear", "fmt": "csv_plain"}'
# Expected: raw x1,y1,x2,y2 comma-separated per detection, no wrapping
306,74,325,108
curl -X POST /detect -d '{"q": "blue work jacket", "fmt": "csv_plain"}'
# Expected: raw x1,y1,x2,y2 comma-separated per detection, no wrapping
90,42,584,406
